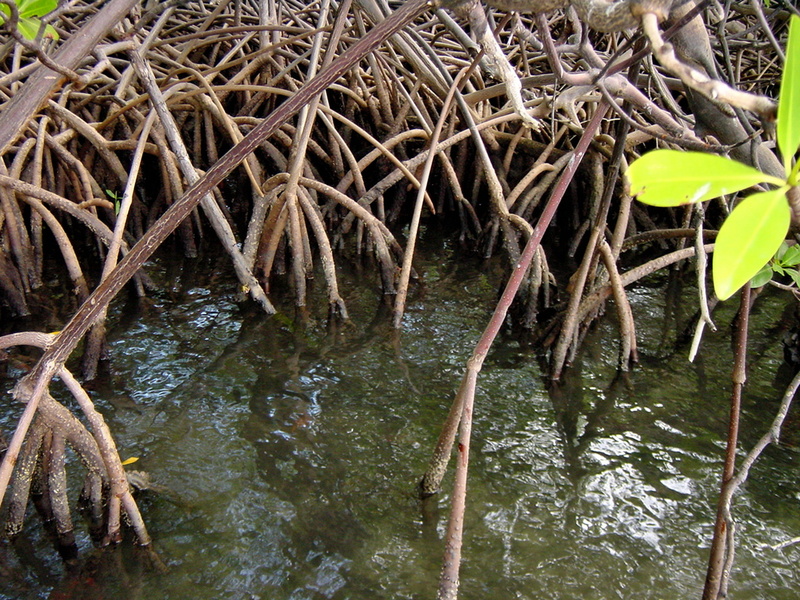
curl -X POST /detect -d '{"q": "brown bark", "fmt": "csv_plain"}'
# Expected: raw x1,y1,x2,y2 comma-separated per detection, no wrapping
0,0,142,154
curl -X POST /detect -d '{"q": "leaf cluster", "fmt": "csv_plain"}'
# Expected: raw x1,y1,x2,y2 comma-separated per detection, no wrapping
627,15,800,300
752,241,800,289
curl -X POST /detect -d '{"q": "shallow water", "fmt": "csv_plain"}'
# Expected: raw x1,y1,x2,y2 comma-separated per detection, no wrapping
2,237,800,599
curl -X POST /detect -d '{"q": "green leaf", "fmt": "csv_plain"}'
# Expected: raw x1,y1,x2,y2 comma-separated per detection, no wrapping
713,189,791,300
778,15,800,177
17,0,58,19
16,17,58,41
628,150,784,207
0,0,59,40
789,269,800,288
15,16,43,39
750,264,774,288
782,243,800,267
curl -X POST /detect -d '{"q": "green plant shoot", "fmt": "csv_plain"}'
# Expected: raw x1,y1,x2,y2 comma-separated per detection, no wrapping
0,0,59,40
752,241,800,289
627,15,800,301
105,189,122,215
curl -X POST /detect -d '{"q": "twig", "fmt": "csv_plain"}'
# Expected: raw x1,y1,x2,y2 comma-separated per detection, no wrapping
641,12,777,121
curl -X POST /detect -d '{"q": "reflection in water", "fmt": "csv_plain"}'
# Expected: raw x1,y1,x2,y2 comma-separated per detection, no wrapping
1,244,799,599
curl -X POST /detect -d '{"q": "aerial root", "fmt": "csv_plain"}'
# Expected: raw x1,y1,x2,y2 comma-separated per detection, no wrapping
1,333,150,549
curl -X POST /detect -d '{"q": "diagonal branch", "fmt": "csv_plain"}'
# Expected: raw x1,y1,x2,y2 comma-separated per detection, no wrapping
0,0,433,510
641,12,777,120
430,100,610,600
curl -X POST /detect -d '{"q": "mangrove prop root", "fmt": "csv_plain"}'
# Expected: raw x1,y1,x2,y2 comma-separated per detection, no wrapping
0,1,788,585
1,332,149,547
128,49,275,315
702,285,750,600
432,103,610,600
0,0,433,509
0,0,142,154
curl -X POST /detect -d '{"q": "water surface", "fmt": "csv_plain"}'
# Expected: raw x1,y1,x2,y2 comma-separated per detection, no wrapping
2,239,799,599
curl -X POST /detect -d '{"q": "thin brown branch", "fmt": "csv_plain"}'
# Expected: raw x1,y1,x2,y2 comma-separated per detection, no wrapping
702,285,750,600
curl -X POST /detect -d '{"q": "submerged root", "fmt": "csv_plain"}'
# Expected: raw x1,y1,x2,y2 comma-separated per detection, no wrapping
0,3,789,582
1,333,150,551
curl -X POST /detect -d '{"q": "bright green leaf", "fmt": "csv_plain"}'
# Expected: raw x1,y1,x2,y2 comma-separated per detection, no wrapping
778,15,800,177
17,0,58,19
17,18,58,42
42,23,57,40
750,264,774,288
628,150,784,207
789,269,800,288
713,189,791,300
0,0,59,40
